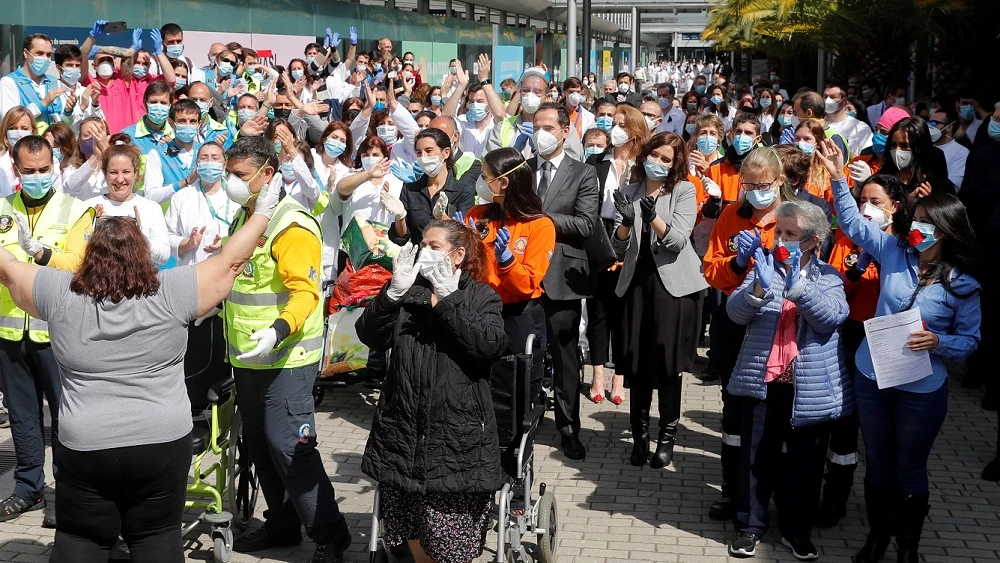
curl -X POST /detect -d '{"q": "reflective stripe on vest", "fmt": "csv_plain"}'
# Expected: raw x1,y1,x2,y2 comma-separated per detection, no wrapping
0,193,90,343
498,115,520,147
223,197,324,369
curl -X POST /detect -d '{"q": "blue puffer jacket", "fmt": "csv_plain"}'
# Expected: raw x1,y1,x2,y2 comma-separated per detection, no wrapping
726,257,853,426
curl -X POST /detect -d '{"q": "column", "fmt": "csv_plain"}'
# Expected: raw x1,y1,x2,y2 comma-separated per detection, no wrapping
630,7,639,75
582,0,592,78
568,0,577,79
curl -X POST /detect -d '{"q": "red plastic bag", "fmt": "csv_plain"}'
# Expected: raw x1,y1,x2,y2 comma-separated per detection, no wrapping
331,262,392,312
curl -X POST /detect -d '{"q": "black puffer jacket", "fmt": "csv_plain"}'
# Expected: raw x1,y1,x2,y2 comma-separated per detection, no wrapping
356,273,507,494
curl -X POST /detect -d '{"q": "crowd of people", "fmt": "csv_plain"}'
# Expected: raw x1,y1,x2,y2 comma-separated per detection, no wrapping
0,17,993,563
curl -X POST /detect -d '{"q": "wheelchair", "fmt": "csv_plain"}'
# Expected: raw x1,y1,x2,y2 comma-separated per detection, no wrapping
367,334,558,563
182,314,260,563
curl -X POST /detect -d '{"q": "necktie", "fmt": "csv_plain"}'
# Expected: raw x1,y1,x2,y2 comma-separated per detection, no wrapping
538,161,552,201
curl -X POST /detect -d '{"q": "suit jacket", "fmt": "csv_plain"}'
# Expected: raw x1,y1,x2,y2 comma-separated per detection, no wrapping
528,154,599,300
611,181,709,298
604,92,643,108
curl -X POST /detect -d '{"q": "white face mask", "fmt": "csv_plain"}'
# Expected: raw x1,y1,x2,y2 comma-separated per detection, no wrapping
361,156,381,171
533,129,560,157
225,173,254,205
521,92,542,114
861,201,892,229
476,176,497,203
824,97,840,114
568,92,584,107
928,126,942,143
644,116,659,131
418,155,445,177
617,82,630,94
890,148,913,170
97,62,114,79
417,247,451,278
610,125,630,147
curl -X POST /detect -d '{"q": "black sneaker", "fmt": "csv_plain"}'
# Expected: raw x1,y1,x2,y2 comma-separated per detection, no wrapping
782,536,819,561
311,534,352,563
0,494,44,523
709,495,735,521
233,524,302,553
729,532,759,558
42,509,56,529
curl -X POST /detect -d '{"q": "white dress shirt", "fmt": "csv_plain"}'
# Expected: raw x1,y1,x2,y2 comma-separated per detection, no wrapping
937,139,969,191
535,150,566,198
163,181,237,266
143,146,196,205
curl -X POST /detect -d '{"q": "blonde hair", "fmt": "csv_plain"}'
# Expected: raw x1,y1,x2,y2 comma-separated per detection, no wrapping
0,107,34,151
740,147,797,204
694,114,725,139
616,105,651,160
795,120,831,193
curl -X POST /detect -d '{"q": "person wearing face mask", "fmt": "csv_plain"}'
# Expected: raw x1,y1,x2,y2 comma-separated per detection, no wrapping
702,147,795,523
819,139,981,563
272,127,322,212
865,83,907,131
725,199,850,561
771,144,835,252
655,82,686,135
610,132,708,469
0,34,67,130
184,82,232,149
953,91,984,148
817,174,907,529
356,219,504,563
52,45,103,131
525,102,598,460
119,82,175,154
582,128,610,160
486,67,583,160
0,107,39,196
757,87,778,134
592,99,616,135
441,54,503,157
143,99,204,205
780,91,850,158
87,136,171,266
600,72,641,108
164,141,237,267
0,135,94,527
79,25,176,134
927,107,968,189
793,119,836,204
824,84,874,154
220,137,353,561
427,115,483,190
698,114,761,225
847,106,908,187
153,22,205,85
561,77,596,140
879,116,954,198
351,83,418,162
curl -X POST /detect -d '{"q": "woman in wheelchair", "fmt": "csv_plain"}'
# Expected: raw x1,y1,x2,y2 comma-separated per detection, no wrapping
460,147,555,481
356,219,506,563
0,155,283,563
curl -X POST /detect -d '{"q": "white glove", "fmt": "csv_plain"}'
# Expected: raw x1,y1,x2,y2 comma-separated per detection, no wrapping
193,306,221,327
380,189,407,219
235,327,278,363
703,177,722,199
848,160,873,184
13,211,43,257
254,174,283,219
386,242,419,301
432,191,449,220
425,255,461,300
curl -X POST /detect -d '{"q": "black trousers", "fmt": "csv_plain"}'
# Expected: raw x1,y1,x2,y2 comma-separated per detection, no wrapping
821,318,864,505
0,337,61,500
708,298,747,499
584,269,622,367
233,363,350,546
50,434,192,563
541,295,582,437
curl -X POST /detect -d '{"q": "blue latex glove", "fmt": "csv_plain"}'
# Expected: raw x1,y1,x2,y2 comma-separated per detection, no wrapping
390,159,423,183
349,26,358,45
130,29,143,52
88,45,99,60
332,31,341,49
90,20,108,39
856,250,871,272
150,29,163,54
735,228,761,268
324,27,333,49
753,247,774,293
784,250,802,291
519,121,534,136
495,227,514,265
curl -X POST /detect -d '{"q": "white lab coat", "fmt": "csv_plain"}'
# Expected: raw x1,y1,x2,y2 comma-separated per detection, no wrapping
164,180,237,266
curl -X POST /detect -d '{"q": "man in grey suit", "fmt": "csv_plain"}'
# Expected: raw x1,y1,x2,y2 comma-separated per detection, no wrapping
528,103,599,460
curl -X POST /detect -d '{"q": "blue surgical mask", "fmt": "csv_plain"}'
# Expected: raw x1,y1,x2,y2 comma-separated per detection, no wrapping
643,159,671,180
696,135,719,155
773,240,800,264
797,140,816,156
280,162,296,180
745,186,777,209
374,101,387,111
273,140,282,154
695,84,706,95
908,220,938,252
846,110,856,119
52,147,62,162
306,56,316,65
195,100,211,116
132,65,148,79
291,69,304,82
6,130,29,147
733,134,755,155
430,95,442,106
197,161,225,184
324,138,347,158
988,120,1000,143
361,155,381,171
685,123,696,136
466,102,487,123
711,95,724,105
147,103,170,125
166,44,185,58
237,108,256,124
61,67,81,86
29,55,50,76
174,124,199,143
19,172,54,198
872,131,888,156
217,62,233,77
584,146,604,159
959,104,975,121
449,67,457,75
175,77,187,89
595,116,613,132
778,115,793,128
759,98,772,108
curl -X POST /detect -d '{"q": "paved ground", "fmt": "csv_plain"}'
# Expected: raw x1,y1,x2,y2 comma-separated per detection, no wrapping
1,348,999,562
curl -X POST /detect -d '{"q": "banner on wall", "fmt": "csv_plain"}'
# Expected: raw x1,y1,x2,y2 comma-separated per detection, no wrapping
602,50,611,76
401,41,457,84
590,50,596,74
492,45,524,85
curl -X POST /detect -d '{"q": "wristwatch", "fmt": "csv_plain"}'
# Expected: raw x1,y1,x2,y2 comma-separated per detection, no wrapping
480,79,492,87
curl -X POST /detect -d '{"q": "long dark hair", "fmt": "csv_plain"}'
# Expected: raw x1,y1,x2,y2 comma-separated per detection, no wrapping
861,174,911,239
71,217,160,303
633,132,687,192
425,219,487,283
481,147,543,223
880,116,949,192
906,190,979,307
414,128,454,172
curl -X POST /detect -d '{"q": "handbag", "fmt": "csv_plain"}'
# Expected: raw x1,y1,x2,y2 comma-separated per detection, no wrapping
584,215,617,272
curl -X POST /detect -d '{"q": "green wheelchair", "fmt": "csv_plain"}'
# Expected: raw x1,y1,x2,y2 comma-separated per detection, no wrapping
182,315,260,563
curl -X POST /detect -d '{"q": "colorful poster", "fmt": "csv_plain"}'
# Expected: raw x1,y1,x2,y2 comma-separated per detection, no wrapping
492,45,524,85
602,50,611,76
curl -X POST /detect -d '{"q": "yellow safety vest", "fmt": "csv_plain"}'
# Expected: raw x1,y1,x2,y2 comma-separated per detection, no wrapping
0,192,92,343
498,114,521,147
453,152,476,180
224,197,324,369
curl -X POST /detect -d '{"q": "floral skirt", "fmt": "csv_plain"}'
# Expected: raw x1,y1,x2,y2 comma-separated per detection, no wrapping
380,486,493,563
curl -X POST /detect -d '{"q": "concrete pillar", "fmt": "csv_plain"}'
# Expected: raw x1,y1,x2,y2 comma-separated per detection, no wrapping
417,0,429,14
630,6,639,74
567,0,577,79
582,0,592,78
445,0,452,17
500,10,507,27
673,31,679,61
816,47,825,92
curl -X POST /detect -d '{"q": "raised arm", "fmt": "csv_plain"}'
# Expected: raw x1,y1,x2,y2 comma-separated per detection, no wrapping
442,61,470,117
476,54,506,122
0,246,40,319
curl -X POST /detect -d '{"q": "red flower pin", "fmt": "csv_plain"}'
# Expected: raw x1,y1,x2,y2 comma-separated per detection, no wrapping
773,245,790,263
908,229,925,247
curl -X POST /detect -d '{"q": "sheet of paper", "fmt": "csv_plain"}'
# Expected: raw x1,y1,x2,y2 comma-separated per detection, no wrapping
864,307,934,389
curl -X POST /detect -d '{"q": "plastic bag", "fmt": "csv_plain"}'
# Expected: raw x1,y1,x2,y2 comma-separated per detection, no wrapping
332,262,392,311
320,307,368,377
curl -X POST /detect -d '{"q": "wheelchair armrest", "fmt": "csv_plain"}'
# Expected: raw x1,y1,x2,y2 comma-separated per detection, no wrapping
206,375,236,404
521,403,546,433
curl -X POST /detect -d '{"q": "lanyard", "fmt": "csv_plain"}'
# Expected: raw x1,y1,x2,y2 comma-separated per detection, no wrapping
199,181,231,226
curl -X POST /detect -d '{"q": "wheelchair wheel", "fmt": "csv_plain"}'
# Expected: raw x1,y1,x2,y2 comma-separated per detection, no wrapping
535,490,557,563
313,385,326,406
226,410,259,531
212,527,233,563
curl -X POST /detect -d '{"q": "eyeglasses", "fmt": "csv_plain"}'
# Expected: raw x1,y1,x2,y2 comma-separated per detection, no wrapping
641,112,660,120
741,180,776,192
222,58,237,65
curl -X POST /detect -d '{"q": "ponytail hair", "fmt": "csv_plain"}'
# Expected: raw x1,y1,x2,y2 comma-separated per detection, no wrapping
102,133,141,174
425,219,487,283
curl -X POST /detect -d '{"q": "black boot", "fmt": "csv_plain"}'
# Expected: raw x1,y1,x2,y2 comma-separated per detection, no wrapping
855,485,893,563
894,494,929,563
648,421,677,469
629,407,650,466
816,459,856,527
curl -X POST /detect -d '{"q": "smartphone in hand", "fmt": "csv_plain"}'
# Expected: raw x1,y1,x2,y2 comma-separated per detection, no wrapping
104,21,128,34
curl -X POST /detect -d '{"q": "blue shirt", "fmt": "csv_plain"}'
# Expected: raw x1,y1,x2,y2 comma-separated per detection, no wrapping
831,177,981,393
